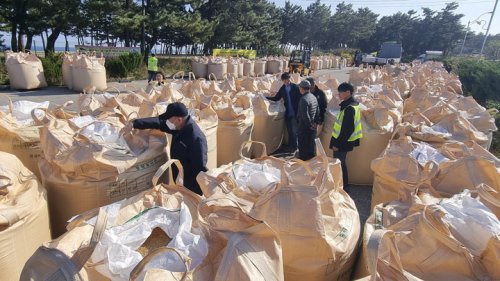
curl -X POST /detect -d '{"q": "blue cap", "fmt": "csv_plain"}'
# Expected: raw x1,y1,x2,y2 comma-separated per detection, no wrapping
163,102,188,119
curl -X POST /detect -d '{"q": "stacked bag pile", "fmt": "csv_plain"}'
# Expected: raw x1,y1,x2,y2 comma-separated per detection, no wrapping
3,58,499,281
62,52,107,92
352,61,500,280
310,55,344,71
191,56,291,79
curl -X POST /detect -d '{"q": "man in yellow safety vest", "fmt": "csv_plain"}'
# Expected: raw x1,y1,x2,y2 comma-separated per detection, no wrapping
147,53,158,83
329,82,363,193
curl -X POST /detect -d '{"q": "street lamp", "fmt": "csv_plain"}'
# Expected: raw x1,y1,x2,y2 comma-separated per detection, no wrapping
460,12,492,55
479,0,499,59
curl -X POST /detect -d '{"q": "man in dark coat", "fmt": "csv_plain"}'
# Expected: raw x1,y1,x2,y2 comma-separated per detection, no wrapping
132,102,208,195
267,72,301,151
306,77,327,134
297,80,319,161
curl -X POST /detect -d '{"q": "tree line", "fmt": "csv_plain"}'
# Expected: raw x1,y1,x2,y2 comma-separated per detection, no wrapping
0,0,497,59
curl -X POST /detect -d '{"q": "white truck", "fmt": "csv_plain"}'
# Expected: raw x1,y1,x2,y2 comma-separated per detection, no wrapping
415,51,443,62
362,42,403,66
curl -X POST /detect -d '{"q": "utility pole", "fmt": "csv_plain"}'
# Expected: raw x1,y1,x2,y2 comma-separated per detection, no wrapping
460,12,491,56
479,0,499,59
141,0,145,55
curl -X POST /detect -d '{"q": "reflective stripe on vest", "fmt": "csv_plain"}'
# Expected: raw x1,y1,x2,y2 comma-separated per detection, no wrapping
148,57,158,71
331,105,363,141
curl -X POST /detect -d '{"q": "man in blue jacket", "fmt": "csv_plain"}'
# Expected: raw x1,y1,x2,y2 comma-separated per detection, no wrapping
132,102,208,195
267,72,301,152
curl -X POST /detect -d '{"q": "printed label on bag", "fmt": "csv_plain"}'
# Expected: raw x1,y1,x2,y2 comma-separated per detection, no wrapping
9,140,43,159
333,218,354,243
12,140,41,150
107,154,167,199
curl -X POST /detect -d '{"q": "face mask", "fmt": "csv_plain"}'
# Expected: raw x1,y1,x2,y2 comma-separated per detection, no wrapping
166,119,176,130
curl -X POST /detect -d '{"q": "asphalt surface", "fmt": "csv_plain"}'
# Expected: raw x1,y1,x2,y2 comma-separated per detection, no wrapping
0,67,373,230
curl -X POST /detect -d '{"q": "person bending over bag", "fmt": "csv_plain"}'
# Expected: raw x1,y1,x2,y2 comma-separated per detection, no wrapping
130,102,208,195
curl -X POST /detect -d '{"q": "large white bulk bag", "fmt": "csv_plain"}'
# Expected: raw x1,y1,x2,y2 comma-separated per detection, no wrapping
267,60,282,74
254,60,266,76
5,51,48,90
227,60,239,78
62,52,73,89
71,53,107,92
238,61,244,78
251,93,285,155
0,98,76,180
207,57,227,80
280,57,289,72
323,58,330,69
187,99,219,170
212,94,254,166
354,190,500,281
0,100,48,180
21,160,211,281
311,59,319,71
0,152,51,281
243,60,255,77
192,57,208,79
198,140,360,281
347,128,392,185
36,112,168,237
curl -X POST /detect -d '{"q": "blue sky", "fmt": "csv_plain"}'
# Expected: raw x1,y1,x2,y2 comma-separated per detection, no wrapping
272,0,499,35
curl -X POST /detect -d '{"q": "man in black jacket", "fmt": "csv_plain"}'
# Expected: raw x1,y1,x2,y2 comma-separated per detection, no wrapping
306,77,327,135
329,83,363,192
267,72,301,151
297,80,319,161
132,102,208,195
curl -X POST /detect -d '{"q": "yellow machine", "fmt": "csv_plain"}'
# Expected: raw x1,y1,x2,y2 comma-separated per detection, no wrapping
289,47,311,75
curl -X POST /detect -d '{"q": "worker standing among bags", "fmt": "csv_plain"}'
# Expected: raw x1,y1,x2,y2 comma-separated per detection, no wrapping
330,82,363,192
131,102,208,195
297,80,319,161
306,77,328,136
147,53,158,83
267,72,301,152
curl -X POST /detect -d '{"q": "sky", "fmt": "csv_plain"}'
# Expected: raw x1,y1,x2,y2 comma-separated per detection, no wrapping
1,0,498,48
272,0,500,34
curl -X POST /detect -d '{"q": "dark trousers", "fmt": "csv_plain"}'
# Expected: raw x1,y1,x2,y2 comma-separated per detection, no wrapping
334,151,349,191
298,129,316,161
285,116,298,150
147,70,156,82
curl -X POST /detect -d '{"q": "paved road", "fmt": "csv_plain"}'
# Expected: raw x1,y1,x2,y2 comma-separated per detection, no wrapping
0,66,372,228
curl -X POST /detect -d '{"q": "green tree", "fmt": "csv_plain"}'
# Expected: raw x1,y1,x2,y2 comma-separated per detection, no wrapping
35,0,81,54
81,0,123,46
0,0,29,51
367,11,417,53
139,0,209,58
484,36,500,60
201,0,282,54
304,0,331,49
280,1,306,48
327,2,356,49
351,8,379,51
